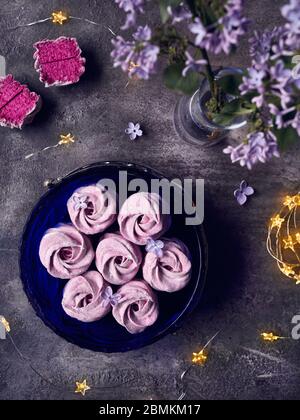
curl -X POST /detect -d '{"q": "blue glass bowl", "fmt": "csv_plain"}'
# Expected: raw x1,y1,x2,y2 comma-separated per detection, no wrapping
19,162,207,352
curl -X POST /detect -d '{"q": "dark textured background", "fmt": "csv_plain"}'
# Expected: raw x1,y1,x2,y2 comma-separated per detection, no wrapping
0,0,300,400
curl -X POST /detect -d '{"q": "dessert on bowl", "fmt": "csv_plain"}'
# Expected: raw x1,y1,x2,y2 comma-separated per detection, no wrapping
112,280,159,334
62,271,111,322
96,232,143,285
39,224,94,279
118,192,171,245
143,238,192,292
67,184,117,235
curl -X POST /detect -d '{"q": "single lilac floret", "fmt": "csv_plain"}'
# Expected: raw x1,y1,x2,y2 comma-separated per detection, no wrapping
125,122,143,140
146,238,165,258
234,180,254,206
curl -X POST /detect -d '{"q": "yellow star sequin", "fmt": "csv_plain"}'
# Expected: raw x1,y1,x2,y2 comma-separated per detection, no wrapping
0,316,10,333
51,11,69,25
279,263,295,277
296,233,300,243
293,274,300,285
293,194,300,206
75,380,90,396
261,332,283,342
270,214,285,229
283,235,296,251
192,350,207,365
59,133,75,146
283,195,297,210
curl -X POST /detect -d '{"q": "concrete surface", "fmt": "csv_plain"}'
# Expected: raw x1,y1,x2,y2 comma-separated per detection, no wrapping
0,0,300,400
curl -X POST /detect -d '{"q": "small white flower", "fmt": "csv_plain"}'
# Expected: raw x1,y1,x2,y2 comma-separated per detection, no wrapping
125,122,143,140
73,194,88,211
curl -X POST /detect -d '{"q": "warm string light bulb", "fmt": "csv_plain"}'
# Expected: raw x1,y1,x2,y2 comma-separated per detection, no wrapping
267,193,300,285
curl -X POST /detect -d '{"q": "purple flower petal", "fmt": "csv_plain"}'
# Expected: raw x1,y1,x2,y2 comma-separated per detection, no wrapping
234,190,247,206
244,186,254,196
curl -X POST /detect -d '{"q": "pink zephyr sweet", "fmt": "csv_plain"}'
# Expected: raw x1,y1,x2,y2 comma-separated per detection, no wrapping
39,224,94,279
118,192,171,245
33,37,86,87
112,280,159,334
62,271,111,322
96,232,143,285
0,75,40,129
67,184,117,235
143,238,192,293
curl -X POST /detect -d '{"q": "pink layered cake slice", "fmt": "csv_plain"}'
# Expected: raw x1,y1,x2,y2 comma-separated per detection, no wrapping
33,37,86,87
0,75,40,129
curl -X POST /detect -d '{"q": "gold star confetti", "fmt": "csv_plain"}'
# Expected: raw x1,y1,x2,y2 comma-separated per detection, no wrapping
51,11,69,25
293,274,300,285
283,195,297,210
261,332,284,342
25,133,76,159
192,350,208,365
279,263,295,277
283,235,296,251
59,133,75,146
270,214,285,229
128,61,139,74
75,380,90,396
0,316,10,333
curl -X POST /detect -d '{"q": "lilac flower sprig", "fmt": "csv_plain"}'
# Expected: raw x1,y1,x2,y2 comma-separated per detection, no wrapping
223,0,300,169
115,0,146,30
188,0,249,55
111,25,159,80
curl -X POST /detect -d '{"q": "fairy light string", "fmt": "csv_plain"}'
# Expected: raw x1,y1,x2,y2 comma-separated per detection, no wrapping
267,192,300,285
8,10,116,36
25,133,76,160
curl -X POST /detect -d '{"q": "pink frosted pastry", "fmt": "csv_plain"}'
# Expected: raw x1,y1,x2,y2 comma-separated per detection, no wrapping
0,75,40,129
62,271,111,322
33,37,86,87
39,224,94,279
112,280,159,334
96,232,142,285
143,238,192,292
118,192,171,245
67,185,117,235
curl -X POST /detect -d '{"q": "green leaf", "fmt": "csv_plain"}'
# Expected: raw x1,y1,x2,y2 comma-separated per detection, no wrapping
163,63,201,95
216,73,244,96
274,127,299,151
212,99,254,125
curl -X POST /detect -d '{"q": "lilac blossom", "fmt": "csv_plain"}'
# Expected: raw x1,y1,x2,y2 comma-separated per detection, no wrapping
291,111,300,135
115,0,145,30
182,52,207,77
281,0,300,35
269,104,296,129
167,3,192,24
240,66,267,108
234,180,254,206
188,0,248,55
146,238,164,258
101,286,122,307
189,18,207,47
111,25,159,80
125,122,143,140
73,195,88,211
223,131,280,169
